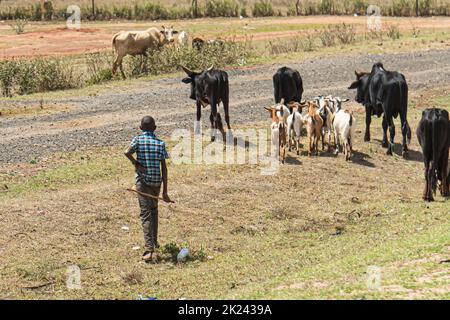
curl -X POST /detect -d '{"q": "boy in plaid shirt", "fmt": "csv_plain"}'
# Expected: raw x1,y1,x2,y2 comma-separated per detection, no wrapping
125,116,171,262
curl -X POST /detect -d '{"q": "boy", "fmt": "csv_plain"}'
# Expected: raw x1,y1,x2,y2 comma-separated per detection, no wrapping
125,116,171,262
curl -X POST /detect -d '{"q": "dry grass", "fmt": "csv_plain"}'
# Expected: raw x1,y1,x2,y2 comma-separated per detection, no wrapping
0,89,449,299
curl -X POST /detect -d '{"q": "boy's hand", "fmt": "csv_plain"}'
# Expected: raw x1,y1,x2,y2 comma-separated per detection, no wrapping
135,162,145,174
162,192,173,203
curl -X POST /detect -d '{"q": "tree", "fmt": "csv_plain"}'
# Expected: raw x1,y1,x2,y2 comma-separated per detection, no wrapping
295,0,301,16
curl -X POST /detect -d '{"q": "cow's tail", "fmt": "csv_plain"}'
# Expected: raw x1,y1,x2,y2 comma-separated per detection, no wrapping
112,33,119,52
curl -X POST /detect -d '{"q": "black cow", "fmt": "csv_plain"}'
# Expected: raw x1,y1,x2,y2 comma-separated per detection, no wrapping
416,108,449,202
273,67,303,106
348,62,411,156
181,66,230,142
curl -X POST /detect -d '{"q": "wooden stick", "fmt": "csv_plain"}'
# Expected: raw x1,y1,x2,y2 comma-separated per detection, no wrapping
126,187,175,203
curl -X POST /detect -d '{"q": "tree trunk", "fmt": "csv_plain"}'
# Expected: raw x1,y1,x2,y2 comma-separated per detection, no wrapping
295,0,300,16
192,0,198,18
92,0,96,20
416,0,419,17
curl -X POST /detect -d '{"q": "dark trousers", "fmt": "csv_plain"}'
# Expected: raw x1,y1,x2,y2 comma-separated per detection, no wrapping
136,179,161,252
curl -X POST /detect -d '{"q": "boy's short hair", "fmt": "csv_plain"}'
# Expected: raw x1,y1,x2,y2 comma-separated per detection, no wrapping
141,116,155,130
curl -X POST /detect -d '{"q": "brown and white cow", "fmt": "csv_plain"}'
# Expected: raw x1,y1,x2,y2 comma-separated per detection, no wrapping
112,26,178,78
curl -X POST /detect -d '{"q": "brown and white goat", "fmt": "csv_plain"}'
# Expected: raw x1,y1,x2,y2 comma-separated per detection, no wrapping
265,102,290,163
305,101,323,156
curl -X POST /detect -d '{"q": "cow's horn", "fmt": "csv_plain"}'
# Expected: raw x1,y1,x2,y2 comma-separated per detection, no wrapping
181,65,194,75
207,65,214,71
355,70,366,78
280,98,285,105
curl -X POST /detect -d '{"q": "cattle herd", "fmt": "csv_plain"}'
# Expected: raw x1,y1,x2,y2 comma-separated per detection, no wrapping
110,26,449,202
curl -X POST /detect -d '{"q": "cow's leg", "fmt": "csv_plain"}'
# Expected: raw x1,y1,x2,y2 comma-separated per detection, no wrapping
426,161,436,201
112,54,122,76
209,112,216,142
381,116,388,148
439,151,449,197
216,112,226,142
385,113,395,155
364,106,372,142
223,98,231,130
195,101,202,135
140,52,148,74
400,112,410,155
423,162,431,201
118,57,126,79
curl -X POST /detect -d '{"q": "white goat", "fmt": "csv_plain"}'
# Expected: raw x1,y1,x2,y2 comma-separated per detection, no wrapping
286,102,304,154
333,109,356,161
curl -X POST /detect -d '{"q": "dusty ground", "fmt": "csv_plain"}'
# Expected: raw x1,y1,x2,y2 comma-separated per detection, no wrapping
1,48,449,164
0,16,449,58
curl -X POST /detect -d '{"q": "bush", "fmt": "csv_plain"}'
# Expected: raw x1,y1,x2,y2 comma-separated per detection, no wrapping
0,60,20,97
252,0,274,17
335,23,356,44
386,24,401,40
85,53,114,85
9,19,28,34
0,57,80,97
319,25,337,47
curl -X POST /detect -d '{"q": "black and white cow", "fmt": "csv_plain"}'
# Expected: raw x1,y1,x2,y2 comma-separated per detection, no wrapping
181,66,230,141
416,108,449,202
348,62,411,156
273,67,304,106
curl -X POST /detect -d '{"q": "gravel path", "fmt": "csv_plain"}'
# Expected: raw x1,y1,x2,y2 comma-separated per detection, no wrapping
1,49,449,164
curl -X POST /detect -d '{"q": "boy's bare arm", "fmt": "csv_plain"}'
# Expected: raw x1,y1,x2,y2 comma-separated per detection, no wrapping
161,159,172,202
124,146,145,173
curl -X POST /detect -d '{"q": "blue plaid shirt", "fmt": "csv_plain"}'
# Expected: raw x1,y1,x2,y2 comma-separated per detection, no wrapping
129,131,169,187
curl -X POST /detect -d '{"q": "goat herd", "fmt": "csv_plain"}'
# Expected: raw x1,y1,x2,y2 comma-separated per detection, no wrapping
178,63,449,203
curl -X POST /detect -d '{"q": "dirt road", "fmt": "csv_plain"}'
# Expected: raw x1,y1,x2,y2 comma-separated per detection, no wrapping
1,48,449,164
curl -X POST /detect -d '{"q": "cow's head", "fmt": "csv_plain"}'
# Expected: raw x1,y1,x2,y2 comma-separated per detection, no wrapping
181,65,214,102
348,71,370,105
160,25,178,43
